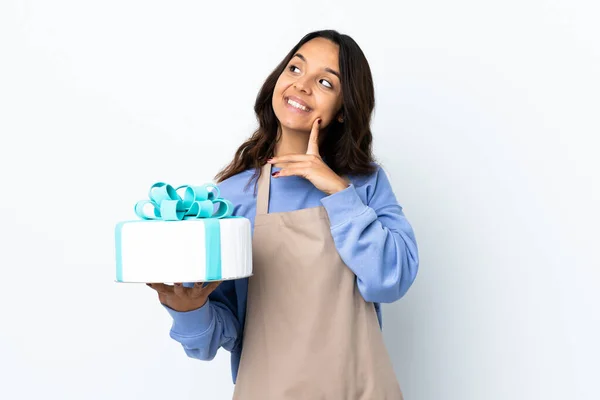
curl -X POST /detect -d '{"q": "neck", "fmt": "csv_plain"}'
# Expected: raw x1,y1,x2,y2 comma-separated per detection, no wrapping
273,126,310,157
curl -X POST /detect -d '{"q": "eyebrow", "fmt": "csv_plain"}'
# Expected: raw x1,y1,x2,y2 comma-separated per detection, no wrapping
292,53,341,80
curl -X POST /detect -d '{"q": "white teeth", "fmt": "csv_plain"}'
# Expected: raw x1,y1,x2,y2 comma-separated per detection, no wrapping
287,98,309,111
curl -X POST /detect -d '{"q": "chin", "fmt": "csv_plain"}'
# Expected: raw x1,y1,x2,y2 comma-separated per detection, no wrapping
274,112,308,133
278,117,311,132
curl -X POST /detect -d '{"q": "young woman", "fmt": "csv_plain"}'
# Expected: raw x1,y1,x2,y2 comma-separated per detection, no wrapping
147,29,419,399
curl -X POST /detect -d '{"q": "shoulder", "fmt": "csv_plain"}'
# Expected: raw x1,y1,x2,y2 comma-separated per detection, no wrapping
216,168,254,194
215,168,257,217
347,162,399,207
347,162,386,191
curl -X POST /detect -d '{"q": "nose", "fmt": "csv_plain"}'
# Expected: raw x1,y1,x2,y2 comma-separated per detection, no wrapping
293,76,312,95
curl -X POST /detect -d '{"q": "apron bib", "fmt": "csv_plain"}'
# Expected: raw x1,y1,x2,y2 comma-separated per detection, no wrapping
233,163,403,399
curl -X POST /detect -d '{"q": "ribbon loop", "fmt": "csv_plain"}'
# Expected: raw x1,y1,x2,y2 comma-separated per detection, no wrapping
134,182,233,220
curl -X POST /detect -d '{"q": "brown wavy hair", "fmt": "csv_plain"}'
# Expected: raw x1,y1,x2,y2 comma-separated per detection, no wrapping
214,29,378,192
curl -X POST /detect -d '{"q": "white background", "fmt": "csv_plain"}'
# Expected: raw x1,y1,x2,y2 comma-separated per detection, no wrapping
1,1,598,399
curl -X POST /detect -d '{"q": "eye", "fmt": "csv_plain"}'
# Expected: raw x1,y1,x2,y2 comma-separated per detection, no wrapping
320,79,333,89
288,65,300,73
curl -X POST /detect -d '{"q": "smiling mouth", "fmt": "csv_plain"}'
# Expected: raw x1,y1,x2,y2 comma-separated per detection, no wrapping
285,97,312,112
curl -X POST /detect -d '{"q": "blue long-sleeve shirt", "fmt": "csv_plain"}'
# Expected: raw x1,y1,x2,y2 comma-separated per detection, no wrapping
162,163,419,384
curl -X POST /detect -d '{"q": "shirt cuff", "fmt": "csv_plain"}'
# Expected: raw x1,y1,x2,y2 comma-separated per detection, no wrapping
320,184,369,228
162,299,214,337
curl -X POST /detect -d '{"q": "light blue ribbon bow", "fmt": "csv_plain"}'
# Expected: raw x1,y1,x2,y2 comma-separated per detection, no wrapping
134,182,233,220
115,182,235,283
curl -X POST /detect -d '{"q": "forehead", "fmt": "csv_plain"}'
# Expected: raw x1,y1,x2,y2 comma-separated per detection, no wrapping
295,37,340,69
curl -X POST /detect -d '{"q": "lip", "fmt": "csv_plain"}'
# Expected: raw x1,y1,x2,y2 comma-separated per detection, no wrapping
284,95,312,113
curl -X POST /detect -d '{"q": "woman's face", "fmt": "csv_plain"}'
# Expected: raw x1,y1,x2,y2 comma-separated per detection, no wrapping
272,37,343,134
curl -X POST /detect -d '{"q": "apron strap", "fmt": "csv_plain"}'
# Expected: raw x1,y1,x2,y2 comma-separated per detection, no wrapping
256,162,271,216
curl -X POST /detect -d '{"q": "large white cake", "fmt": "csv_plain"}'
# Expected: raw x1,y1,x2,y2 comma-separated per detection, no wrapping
114,182,252,283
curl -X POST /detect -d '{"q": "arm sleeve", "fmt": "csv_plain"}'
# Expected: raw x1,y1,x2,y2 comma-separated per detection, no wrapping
162,280,241,360
320,167,420,303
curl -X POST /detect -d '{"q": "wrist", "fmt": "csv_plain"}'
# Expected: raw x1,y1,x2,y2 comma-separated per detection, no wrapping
328,179,350,195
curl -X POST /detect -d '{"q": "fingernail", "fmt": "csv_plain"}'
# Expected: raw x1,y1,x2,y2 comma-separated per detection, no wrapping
174,283,181,287
272,171,279,177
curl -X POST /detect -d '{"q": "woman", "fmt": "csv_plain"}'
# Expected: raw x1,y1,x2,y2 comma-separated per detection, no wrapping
147,29,419,399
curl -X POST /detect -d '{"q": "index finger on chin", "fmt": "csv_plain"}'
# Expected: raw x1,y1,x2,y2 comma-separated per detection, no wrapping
306,118,321,155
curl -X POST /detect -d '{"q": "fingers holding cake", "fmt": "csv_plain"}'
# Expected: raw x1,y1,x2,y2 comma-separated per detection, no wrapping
192,281,222,298
146,283,174,293
146,283,172,307
146,281,223,312
173,282,186,297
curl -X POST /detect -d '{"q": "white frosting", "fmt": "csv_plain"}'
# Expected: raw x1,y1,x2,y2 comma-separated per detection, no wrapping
117,218,252,283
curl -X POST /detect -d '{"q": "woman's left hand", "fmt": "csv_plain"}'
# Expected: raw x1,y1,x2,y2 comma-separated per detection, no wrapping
268,119,350,196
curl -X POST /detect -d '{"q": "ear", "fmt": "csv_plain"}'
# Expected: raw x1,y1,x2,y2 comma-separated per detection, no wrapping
337,113,344,123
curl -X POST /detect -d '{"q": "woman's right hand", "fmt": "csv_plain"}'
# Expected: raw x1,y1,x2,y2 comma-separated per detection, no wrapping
146,281,222,312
